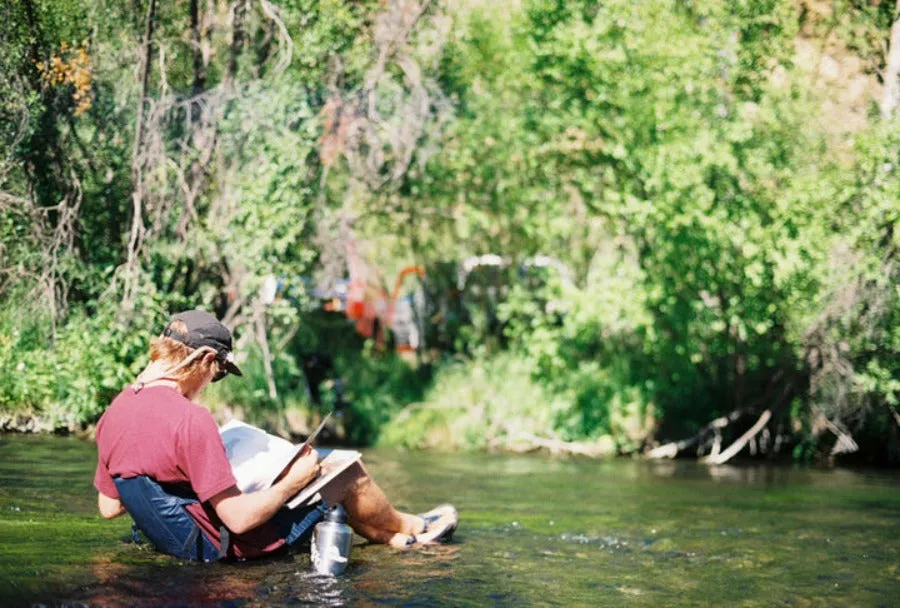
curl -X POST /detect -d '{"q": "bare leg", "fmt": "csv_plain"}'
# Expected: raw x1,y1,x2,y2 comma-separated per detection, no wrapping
319,462,423,547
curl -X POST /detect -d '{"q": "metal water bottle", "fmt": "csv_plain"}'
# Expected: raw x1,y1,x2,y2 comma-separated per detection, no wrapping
311,504,352,575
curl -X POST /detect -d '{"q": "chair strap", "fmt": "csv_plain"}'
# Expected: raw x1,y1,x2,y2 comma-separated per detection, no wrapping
218,526,230,561
182,525,200,556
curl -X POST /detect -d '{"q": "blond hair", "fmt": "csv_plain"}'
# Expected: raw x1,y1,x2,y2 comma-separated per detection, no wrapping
146,319,222,395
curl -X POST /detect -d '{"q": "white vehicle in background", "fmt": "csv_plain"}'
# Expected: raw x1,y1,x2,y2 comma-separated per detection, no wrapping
458,254,573,312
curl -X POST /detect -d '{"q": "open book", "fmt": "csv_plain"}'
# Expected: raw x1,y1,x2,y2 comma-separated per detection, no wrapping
219,419,361,509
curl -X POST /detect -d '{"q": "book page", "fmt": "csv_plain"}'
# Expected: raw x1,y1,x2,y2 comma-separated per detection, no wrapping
286,449,361,509
220,419,302,493
220,419,361,508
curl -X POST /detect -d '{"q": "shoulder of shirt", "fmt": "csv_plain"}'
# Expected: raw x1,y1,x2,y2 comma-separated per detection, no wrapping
108,385,211,419
170,395,218,429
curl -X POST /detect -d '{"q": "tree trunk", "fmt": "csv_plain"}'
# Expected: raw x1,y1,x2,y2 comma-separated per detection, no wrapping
256,19,276,71
882,0,900,119
123,0,157,309
190,0,206,110
227,0,248,86
21,0,67,208
132,0,157,182
254,299,278,401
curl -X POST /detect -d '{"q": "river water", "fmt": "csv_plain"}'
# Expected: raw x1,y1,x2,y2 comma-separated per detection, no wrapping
0,434,898,607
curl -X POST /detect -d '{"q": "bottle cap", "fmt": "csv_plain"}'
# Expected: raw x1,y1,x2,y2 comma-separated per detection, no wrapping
325,504,348,523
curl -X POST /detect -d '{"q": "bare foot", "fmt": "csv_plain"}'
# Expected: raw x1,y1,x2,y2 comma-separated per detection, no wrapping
388,532,416,548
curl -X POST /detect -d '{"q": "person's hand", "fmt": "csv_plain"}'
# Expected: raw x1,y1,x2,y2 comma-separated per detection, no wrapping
280,445,320,495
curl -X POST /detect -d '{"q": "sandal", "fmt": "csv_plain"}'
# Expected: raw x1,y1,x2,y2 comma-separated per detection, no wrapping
414,504,458,544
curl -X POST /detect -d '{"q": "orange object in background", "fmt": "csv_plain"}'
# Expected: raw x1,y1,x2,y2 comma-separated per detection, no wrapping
346,292,366,320
343,241,425,348
387,265,425,325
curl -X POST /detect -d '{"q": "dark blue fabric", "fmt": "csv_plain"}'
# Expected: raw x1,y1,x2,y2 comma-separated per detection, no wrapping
271,501,328,547
114,476,221,562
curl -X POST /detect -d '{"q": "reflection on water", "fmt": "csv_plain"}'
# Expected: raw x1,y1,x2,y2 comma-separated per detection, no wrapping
642,455,896,487
1,435,899,607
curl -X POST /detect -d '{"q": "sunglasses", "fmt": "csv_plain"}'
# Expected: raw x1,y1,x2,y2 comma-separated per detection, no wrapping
212,360,229,383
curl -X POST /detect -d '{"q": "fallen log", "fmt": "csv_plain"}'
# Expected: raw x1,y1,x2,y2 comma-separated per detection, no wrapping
822,417,858,456
703,409,772,465
646,409,746,459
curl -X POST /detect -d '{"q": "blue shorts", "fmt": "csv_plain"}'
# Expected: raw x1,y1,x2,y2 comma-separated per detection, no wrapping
114,475,222,561
114,475,328,561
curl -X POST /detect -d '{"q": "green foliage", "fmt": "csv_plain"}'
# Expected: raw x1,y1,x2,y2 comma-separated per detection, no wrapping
379,353,569,451
0,0,897,464
382,0,898,461
337,347,431,446
0,299,161,426
497,263,655,448
824,0,900,82
204,343,305,420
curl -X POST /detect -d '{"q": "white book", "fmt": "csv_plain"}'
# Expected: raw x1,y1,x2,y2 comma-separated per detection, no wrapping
219,419,361,509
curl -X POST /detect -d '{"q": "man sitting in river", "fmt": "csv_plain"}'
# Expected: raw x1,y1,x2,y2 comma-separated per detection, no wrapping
93,310,458,561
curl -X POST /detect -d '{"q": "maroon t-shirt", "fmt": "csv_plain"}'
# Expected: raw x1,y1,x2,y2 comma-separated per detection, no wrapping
94,386,284,558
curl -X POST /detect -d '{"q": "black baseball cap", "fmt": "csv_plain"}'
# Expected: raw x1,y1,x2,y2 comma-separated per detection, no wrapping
162,310,243,380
